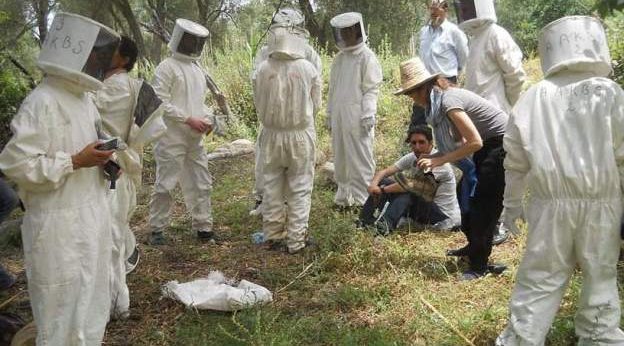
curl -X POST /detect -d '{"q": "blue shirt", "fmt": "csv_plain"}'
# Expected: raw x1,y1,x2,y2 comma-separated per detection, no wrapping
417,19,469,78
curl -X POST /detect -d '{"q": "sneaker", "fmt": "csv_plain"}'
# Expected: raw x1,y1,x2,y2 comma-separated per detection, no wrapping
492,223,510,246
249,199,263,217
460,269,487,281
197,230,217,244
0,266,15,291
148,232,166,246
374,220,391,236
446,245,469,257
125,247,140,274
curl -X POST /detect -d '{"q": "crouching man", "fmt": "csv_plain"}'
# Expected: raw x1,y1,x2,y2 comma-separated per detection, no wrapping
358,125,460,234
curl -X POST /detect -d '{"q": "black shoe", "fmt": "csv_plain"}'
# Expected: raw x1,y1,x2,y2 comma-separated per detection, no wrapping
264,239,287,252
492,223,510,246
446,245,469,257
197,230,217,243
460,269,487,281
487,264,508,274
0,266,15,291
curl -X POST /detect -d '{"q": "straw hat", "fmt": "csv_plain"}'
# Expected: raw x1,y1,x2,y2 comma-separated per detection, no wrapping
394,57,440,96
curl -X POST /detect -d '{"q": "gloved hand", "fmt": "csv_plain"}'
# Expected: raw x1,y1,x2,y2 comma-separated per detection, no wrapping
361,117,375,135
503,207,524,235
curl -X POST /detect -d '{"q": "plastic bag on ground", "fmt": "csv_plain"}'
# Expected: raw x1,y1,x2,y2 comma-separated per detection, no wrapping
162,271,272,311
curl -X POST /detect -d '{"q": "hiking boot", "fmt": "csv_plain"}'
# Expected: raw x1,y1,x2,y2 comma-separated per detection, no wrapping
125,247,140,274
148,232,166,246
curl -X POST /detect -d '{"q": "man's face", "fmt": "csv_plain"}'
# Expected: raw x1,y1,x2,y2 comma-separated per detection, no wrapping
409,133,433,156
429,3,447,25
340,25,360,47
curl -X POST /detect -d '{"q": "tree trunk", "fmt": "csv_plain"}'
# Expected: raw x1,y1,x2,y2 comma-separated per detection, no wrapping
110,0,146,58
33,0,49,46
298,0,327,46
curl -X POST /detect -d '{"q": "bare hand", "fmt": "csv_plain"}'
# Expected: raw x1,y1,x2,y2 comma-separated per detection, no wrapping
72,141,114,169
417,155,444,170
185,116,210,133
368,185,382,195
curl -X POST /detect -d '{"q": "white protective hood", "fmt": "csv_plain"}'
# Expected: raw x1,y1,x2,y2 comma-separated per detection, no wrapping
330,12,367,50
455,0,497,32
37,12,120,92
168,18,209,60
538,16,612,78
267,26,306,60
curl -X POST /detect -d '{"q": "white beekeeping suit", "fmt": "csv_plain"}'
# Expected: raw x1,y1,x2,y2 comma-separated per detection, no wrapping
0,13,119,345
327,12,383,206
254,29,321,253
496,16,624,345
148,19,216,244
250,8,322,216
94,66,165,319
455,0,526,114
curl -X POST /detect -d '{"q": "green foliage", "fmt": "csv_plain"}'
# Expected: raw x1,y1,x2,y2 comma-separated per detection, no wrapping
606,10,624,86
0,65,30,150
497,0,594,54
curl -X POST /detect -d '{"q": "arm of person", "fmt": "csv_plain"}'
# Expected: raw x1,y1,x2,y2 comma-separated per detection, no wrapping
453,27,469,75
368,165,400,195
418,109,482,169
0,102,112,193
382,182,406,194
611,84,624,198
311,69,322,116
492,29,526,106
360,55,384,124
152,62,189,123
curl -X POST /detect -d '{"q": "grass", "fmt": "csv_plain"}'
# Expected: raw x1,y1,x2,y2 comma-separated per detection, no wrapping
1,51,624,345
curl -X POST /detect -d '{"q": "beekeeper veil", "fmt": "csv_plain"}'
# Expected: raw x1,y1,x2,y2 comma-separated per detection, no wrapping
330,12,367,50
38,12,120,91
268,26,306,60
168,19,209,59
454,0,497,31
538,16,612,78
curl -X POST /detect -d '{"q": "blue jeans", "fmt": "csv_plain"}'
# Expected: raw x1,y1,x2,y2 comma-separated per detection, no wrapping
455,158,477,215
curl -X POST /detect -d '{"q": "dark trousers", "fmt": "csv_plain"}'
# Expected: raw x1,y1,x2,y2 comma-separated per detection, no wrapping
0,178,17,223
359,178,446,231
462,136,505,271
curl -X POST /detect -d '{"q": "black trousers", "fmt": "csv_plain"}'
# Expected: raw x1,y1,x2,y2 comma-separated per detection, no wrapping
359,178,446,231
462,136,506,271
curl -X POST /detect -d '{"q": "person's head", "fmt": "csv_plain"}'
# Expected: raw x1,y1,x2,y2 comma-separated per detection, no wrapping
394,57,450,107
110,36,138,72
428,0,448,26
404,77,450,107
339,24,363,47
405,125,434,156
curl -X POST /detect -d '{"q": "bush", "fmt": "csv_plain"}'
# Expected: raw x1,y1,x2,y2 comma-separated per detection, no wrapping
606,10,624,86
0,65,30,150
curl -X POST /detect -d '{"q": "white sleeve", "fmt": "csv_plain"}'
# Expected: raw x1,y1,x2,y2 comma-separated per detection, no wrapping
453,28,469,73
492,28,526,106
502,111,530,210
360,52,383,121
152,61,188,123
0,98,74,192
311,69,322,116
611,85,624,198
